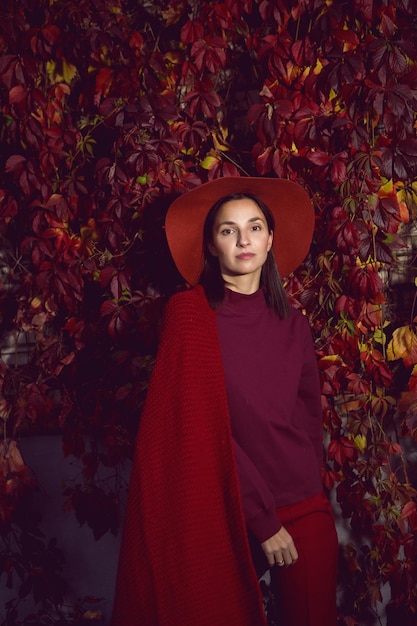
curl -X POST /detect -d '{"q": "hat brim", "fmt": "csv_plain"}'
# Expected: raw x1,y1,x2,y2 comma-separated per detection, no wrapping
165,177,314,285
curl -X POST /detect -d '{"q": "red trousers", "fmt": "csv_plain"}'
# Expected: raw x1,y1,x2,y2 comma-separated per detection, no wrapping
270,491,338,626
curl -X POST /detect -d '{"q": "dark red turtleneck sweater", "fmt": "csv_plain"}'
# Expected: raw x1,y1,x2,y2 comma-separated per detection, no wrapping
216,288,324,543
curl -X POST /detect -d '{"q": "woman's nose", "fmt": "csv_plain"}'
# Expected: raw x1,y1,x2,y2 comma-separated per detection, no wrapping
237,230,250,247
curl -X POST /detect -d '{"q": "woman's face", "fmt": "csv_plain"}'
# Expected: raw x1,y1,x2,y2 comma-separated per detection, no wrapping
209,197,273,286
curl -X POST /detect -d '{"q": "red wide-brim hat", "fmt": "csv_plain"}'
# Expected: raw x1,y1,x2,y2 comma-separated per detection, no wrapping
165,176,315,285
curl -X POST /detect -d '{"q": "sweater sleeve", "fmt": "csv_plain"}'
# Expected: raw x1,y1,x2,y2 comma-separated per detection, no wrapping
233,438,282,543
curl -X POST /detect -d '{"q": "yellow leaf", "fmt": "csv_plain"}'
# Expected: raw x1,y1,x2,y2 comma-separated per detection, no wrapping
312,59,323,75
353,434,367,453
387,325,417,367
212,126,230,152
319,354,345,364
62,59,77,83
30,297,42,310
165,51,182,65
396,181,417,220
46,59,77,85
81,610,103,621
200,155,220,170
397,179,417,204
380,179,394,194
373,328,386,346
46,60,57,83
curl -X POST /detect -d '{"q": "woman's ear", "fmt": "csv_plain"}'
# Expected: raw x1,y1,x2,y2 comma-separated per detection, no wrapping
208,242,218,257
267,231,273,252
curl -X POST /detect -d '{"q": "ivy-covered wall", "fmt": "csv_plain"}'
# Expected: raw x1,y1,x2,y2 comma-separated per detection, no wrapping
1,0,417,624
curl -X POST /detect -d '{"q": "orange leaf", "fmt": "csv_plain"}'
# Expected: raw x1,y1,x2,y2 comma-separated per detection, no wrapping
94,68,114,106
387,325,417,367
400,501,416,520
7,440,26,473
398,502,417,534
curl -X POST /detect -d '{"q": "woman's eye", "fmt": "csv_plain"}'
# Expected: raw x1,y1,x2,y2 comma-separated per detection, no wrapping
251,224,262,231
221,228,234,235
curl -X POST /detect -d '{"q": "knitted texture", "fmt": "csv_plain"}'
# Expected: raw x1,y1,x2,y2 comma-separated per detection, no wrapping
111,285,266,626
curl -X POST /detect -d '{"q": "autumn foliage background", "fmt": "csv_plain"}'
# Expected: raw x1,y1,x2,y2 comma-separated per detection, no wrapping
1,0,417,624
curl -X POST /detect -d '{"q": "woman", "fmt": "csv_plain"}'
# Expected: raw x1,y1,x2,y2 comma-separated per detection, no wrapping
111,177,338,626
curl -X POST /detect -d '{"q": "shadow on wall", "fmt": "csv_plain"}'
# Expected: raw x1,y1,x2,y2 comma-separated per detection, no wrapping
3,435,127,626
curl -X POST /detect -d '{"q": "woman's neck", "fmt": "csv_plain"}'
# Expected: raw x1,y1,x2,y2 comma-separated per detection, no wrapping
222,271,261,295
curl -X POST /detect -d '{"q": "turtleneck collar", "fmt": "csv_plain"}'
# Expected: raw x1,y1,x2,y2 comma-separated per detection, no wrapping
218,287,267,316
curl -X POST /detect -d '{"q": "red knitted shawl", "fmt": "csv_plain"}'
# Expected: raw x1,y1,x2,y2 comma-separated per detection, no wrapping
111,285,266,626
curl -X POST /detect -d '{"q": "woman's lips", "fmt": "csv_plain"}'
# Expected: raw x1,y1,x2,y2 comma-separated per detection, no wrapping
236,253,255,259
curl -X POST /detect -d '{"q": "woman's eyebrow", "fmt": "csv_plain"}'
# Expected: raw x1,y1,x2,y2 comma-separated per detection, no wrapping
217,216,265,227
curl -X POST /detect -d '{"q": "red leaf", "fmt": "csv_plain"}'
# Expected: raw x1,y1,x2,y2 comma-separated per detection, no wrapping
9,85,27,104
115,384,132,401
94,68,114,106
181,20,204,44
5,154,27,174
322,468,340,490
400,501,416,520
332,27,359,49
347,264,384,299
0,189,18,219
360,349,393,387
0,54,20,89
107,312,125,339
129,32,144,52
335,294,361,318
357,302,383,333
398,501,417,534
330,154,348,186
307,150,331,166
328,437,357,465
386,442,402,456
41,24,61,46
328,216,360,254
255,145,273,176
408,366,417,392
191,38,228,73
293,106,319,145
354,0,373,23
379,9,396,38
99,266,117,288
184,87,221,118
100,300,118,316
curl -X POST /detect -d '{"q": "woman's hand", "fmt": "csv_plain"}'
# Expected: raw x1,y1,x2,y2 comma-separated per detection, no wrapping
261,526,298,567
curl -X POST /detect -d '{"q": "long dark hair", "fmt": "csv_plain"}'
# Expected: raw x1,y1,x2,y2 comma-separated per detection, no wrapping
198,193,290,318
